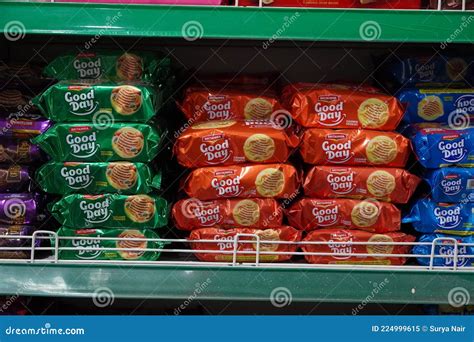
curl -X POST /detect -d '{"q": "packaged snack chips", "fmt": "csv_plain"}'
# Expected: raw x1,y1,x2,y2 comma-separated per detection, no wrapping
184,163,300,200
304,166,420,203
404,199,474,236
300,129,410,167
287,198,401,233
413,234,473,267
0,165,31,192
43,51,170,82
180,87,282,122
34,81,160,122
36,161,160,195
425,167,474,203
56,227,164,261
188,227,301,262
398,88,474,124
282,83,404,129
52,194,169,229
34,123,162,162
175,120,299,167
302,229,415,265
0,194,38,225
411,125,474,168
173,198,283,230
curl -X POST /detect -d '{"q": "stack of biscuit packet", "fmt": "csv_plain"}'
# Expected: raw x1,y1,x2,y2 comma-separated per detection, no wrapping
0,62,52,259
386,55,474,267
173,77,302,263
282,83,420,265
33,50,172,261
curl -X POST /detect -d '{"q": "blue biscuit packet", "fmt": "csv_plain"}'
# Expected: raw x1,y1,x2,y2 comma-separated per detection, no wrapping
387,56,473,87
398,88,474,124
413,234,473,267
403,199,474,235
425,167,474,203
411,124,474,168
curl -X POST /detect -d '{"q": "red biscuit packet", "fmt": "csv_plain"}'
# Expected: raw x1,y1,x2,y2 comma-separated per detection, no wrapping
287,198,401,233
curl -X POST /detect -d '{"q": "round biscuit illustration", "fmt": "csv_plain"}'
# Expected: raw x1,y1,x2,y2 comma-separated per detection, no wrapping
255,168,285,197
446,58,468,82
417,96,444,121
232,199,260,226
124,195,156,223
366,136,398,165
243,134,275,162
351,201,380,228
116,53,143,81
366,234,394,259
244,98,273,120
253,229,280,252
191,120,236,130
357,98,389,128
366,170,396,198
116,230,147,259
112,127,145,159
105,162,138,190
110,85,142,115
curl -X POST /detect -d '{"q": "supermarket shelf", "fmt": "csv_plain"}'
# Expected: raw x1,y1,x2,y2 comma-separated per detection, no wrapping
1,262,473,304
0,2,474,42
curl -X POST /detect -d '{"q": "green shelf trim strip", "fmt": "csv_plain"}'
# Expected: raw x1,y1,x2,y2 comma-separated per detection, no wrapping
1,263,473,304
0,2,473,42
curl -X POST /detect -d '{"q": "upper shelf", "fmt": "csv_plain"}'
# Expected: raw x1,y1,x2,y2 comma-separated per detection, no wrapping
1,2,473,43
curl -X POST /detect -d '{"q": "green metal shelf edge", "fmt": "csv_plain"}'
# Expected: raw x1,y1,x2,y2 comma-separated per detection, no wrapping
0,2,473,42
1,263,473,304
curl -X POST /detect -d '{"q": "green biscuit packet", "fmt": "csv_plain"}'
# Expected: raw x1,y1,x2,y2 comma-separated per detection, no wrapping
34,81,161,122
51,194,169,229
33,123,163,162
56,227,164,261
36,161,161,195
43,51,170,82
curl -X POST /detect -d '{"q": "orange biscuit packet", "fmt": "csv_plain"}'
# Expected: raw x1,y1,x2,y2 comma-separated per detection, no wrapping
180,87,282,122
302,229,415,265
281,83,404,129
300,128,410,167
189,226,301,262
175,120,299,168
173,198,283,230
304,166,420,204
287,198,401,233
183,163,301,200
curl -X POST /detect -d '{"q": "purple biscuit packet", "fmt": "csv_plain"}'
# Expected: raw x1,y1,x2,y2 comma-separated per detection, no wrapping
0,225,38,259
0,113,51,137
0,193,38,225
0,165,30,192
0,139,42,164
